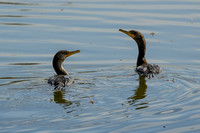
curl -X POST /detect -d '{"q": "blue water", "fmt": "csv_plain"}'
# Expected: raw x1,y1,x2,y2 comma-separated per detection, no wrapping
0,0,200,132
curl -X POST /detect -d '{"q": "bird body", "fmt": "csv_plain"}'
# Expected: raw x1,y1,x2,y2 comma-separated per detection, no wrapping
48,50,80,89
119,29,161,77
48,75,74,89
136,64,161,77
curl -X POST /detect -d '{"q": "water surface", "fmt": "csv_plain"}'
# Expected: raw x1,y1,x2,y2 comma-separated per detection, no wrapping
0,0,200,132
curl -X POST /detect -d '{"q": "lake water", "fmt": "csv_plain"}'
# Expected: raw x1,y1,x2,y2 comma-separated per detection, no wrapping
0,0,200,132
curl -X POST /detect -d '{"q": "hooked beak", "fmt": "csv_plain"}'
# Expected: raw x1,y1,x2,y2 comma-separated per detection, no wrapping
66,50,80,58
119,29,135,38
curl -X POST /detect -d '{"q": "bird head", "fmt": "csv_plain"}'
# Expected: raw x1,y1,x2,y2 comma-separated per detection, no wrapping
55,50,80,61
119,29,144,41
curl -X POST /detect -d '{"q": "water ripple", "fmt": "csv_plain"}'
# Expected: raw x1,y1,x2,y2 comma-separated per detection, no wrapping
0,0,200,132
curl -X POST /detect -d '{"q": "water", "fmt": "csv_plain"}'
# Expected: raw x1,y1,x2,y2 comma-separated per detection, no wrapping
0,0,200,132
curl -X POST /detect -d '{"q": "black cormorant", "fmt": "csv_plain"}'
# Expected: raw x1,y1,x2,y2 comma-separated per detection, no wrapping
119,29,161,77
48,50,80,89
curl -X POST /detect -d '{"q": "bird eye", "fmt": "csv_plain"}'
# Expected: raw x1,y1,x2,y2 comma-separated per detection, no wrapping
63,51,68,55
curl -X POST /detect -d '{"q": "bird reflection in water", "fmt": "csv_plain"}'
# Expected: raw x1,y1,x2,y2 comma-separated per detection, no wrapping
53,91,80,112
128,75,148,110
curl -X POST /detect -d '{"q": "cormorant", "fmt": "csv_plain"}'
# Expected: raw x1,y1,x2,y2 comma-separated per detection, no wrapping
48,50,80,89
119,29,161,77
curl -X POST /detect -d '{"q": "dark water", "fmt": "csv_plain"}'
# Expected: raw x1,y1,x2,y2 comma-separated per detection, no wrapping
0,0,200,132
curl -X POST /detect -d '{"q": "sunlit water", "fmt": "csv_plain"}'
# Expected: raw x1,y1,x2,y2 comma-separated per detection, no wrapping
0,0,200,132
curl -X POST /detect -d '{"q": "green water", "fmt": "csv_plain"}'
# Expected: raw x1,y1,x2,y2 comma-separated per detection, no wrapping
0,0,200,132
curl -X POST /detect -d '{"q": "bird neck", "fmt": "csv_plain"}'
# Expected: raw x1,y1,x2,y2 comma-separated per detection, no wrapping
53,57,69,76
135,38,148,67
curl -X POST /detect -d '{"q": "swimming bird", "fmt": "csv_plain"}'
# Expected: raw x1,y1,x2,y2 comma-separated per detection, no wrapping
48,50,80,89
119,29,161,77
